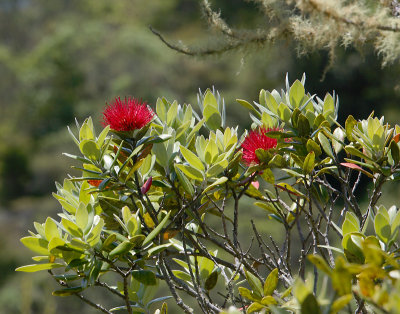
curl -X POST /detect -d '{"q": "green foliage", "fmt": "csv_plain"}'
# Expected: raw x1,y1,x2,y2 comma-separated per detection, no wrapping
17,75,400,313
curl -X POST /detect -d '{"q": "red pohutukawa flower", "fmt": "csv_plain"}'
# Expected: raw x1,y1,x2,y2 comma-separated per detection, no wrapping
102,97,155,132
241,127,280,165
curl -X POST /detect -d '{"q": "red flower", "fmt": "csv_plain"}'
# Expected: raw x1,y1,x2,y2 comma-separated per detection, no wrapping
102,97,154,132
241,127,279,165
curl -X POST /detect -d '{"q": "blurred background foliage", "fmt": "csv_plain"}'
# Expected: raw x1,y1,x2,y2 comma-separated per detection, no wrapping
1,0,400,313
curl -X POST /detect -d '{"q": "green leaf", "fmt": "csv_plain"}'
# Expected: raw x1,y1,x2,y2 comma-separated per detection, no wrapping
79,140,100,161
203,176,228,194
45,218,60,241
146,243,172,257
246,302,265,314
277,102,291,122
166,100,178,125
132,270,157,286
61,218,83,238
203,105,221,131
21,237,49,255
142,211,171,247
109,240,134,258
342,212,359,235
207,159,228,177
236,99,259,115
330,294,352,313
238,287,260,302
298,114,310,136
374,212,391,244
264,91,279,113
306,139,322,157
264,268,279,296
318,132,334,158
174,165,195,196
204,270,219,290
345,115,357,142
97,125,110,147
48,237,67,253
307,255,332,275
156,98,167,121
75,203,89,231
391,140,400,165
245,270,263,298
175,164,204,181
344,145,374,162
87,218,104,246
261,168,275,184
303,151,315,174
16,263,64,273
323,94,335,123
203,90,218,109
204,140,219,164
172,270,192,283
79,118,95,141
289,80,305,108
301,293,321,314
180,145,204,171
260,296,278,306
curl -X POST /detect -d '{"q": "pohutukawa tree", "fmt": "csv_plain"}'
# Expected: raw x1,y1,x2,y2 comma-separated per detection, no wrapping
17,75,400,313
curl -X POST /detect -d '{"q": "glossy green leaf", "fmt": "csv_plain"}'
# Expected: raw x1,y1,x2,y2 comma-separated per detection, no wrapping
205,270,218,290
61,218,83,238
174,165,195,196
238,287,260,302
263,268,278,296
345,115,357,142
16,263,64,273
45,218,60,241
306,139,322,157
203,105,221,131
109,240,134,258
374,212,391,244
298,114,310,136
236,99,258,114
289,80,305,108
303,151,315,174
330,294,352,313
260,296,278,306
245,270,263,298
318,132,334,158
79,118,95,141
301,293,321,314
75,203,89,231
79,140,100,161
180,145,204,171
175,164,204,181
246,302,265,314
21,237,49,255
166,100,178,125
391,140,400,165
204,140,219,164
142,211,171,247
132,270,157,286
203,176,228,194
307,255,332,275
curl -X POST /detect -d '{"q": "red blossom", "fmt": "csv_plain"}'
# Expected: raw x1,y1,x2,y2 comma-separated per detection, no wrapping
241,127,280,165
102,97,154,132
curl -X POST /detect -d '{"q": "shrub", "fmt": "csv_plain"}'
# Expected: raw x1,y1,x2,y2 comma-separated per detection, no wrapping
17,75,400,313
